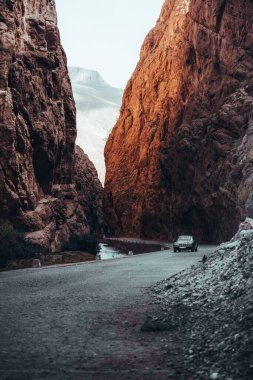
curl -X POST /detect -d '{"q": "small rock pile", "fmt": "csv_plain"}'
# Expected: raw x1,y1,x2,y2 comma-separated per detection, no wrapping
145,219,253,379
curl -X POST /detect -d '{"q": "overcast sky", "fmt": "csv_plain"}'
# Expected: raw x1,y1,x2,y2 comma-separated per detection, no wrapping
55,0,164,89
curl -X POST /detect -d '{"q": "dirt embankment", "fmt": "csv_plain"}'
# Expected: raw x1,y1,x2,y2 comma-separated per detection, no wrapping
0,251,95,272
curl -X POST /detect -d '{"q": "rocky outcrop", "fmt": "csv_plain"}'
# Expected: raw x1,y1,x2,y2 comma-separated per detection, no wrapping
104,0,253,242
0,0,103,252
74,146,103,232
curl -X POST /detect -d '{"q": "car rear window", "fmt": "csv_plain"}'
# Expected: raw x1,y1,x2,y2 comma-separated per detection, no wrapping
178,236,193,241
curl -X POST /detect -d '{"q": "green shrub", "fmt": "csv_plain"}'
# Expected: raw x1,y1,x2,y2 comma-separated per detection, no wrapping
63,234,100,255
0,223,36,267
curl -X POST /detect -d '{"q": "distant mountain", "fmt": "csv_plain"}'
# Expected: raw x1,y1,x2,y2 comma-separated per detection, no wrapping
68,67,123,183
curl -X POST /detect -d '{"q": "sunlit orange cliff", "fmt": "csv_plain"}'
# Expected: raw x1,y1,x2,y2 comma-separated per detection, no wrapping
104,0,253,242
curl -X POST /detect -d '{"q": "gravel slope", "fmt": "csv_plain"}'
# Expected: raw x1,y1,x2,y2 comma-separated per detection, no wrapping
144,219,253,380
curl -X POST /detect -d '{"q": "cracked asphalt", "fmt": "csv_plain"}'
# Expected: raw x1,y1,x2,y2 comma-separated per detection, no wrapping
0,246,215,379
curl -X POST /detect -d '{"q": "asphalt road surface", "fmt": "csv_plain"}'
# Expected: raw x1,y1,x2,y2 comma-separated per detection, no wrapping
0,246,215,380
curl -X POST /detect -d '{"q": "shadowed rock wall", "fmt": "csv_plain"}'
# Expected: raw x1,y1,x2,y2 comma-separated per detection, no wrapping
0,0,103,252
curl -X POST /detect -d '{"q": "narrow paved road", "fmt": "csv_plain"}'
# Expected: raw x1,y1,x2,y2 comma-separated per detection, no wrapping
0,246,215,380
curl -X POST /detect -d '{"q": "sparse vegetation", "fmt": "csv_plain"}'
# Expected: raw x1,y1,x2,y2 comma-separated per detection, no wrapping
63,234,100,255
0,223,36,267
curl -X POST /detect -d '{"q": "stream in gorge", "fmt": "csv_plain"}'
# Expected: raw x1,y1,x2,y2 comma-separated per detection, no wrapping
98,243,127,260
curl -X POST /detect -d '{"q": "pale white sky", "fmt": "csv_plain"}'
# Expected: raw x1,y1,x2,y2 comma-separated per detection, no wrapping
55,0,164,88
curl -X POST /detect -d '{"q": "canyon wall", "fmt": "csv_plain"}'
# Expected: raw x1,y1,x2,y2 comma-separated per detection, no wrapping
0,0,103,252
104,0,253,242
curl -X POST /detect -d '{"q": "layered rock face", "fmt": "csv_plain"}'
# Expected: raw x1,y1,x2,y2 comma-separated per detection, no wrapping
104,0,253,242
0,0,103,252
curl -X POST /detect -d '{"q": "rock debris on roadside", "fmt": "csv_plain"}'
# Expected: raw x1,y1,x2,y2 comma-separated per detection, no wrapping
144,218,253,380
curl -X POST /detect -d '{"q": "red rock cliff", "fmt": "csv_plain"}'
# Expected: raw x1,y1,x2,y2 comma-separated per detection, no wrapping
104,0,253,242
0,0,103,252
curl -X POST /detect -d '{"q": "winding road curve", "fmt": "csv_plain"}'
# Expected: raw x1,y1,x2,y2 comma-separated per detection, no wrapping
0,246,215,379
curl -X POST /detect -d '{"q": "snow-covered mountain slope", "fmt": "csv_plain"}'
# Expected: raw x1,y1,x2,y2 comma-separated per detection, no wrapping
68,67,123,183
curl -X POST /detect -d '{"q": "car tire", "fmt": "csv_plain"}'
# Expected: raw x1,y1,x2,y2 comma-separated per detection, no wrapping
173,249,177,252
